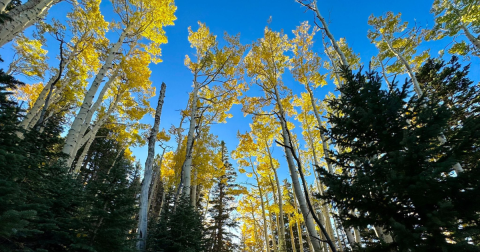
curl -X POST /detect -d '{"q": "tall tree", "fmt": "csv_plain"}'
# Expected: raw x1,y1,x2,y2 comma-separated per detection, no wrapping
321,63,480,251
206,141,239,252
61,0,176,168
243,26,324,251
137,83,166,251
180,22,246,200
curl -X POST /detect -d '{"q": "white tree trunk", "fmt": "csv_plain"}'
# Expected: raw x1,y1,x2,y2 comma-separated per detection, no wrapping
0,0,11,12
252,162,270,252
190,168,197,206
70,72,120,160
136,82,166,251
181,82,200,200
62,30,127,166
268,147,287,252
19,56,72,132
273,86,323,252
293,193,305,252
310,0,348,66
0,0,59,47
374,226,393,243
72,134,94,174
461,24,480,51
288,214,298,252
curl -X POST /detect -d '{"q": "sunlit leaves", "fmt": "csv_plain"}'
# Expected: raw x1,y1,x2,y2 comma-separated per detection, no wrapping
368,12,430,77
10,35,49,79
430,0,480,56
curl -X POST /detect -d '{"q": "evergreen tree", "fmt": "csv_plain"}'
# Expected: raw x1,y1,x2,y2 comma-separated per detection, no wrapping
0,72,87,251
320,61,480,251
205,141,239,252
148,194,206,252
77,127,140,252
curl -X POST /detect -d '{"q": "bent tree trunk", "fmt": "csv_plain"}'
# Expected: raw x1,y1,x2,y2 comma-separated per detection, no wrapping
136,83,166,251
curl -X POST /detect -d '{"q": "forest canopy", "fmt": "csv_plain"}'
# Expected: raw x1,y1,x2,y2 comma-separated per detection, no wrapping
0,0,479,251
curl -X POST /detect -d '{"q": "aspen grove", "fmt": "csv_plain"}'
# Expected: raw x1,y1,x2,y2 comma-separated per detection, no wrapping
1,0,480,251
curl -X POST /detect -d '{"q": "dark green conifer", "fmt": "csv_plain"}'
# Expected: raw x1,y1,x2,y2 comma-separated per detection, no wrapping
205,141,239,252
320,60,480,251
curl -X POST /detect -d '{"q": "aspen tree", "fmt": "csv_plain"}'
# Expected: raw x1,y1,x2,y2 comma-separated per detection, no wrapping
0,0,63,47
181,22,246,200
430,0,480,56
243,26,324,251
233,132,272,251
19,0,108,133
251,117,287,252
62,0,176,167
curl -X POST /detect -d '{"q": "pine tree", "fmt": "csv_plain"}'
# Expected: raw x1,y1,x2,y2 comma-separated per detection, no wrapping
0,74,87,251
148,194,206,252
77,127,140,252
205,141,239,252
320,62,480,251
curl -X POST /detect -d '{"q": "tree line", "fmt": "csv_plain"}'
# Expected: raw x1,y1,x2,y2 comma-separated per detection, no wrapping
0,0,479,251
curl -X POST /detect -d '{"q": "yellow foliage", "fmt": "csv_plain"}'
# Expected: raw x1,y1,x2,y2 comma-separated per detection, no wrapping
14,83,44,109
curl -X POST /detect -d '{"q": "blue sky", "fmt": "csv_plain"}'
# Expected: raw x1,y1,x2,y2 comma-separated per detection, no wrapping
125,0,464,185
2,0,478,185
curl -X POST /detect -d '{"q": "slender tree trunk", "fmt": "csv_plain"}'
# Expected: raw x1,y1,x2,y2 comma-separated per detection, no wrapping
297,0,348,66
136,83,166,251
0,0,59,47
73,71,120,150
73,136,94,174
251,160,270,252
292,193,304,252
149,148,166,217
20,55,72,132
266,198,277,252
267,146,287,252
62,30,127,166
333,219,344,252
158,190,166,218
191,168,197,206
181,81,200,200
288,214,298,252
461,24,480,51
273,85,323,252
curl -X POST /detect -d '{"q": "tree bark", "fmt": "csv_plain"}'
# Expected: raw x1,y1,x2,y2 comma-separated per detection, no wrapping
273,85,323,252
136,82,166,251
0,0,59,47
251,159,270,252
266,145,287,252
181,81,200,200
19,54,72,132
292,193,304,252
62,30,128,166
297,0,348,66
461,24,480,51
288,214,298,252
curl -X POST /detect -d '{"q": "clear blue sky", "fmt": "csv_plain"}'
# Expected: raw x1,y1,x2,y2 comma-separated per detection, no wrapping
2,0,477,185
125,0,464,185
